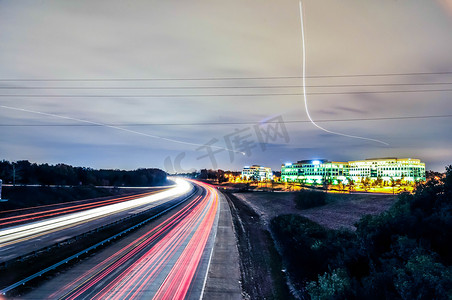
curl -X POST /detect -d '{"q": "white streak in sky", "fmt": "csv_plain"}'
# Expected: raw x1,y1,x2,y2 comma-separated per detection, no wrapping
299,0,389,146
0,105,246,155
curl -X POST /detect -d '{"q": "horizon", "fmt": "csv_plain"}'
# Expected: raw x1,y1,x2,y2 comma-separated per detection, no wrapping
1,0,451,173
1,156,448,174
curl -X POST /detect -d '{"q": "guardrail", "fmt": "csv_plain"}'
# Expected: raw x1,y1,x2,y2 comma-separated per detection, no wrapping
1,187,192,267
0,185,197,295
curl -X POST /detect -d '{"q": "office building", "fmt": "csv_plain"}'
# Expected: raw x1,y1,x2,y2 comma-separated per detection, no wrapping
281,158,425,184
241,165,273,181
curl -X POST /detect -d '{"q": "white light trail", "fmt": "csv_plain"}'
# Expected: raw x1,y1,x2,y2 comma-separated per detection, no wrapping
0,105,246,155
298,1,388,146
0,178,192,246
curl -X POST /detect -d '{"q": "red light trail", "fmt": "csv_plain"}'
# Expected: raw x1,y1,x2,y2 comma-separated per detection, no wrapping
0,190,165,228
45,180,218,300
0,180,191,248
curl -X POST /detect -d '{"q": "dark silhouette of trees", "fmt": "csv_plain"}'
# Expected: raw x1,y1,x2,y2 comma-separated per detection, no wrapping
293,190,327,209
199,169,228,183
0,160,167,187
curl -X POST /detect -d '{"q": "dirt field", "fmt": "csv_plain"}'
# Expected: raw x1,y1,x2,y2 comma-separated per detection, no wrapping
225,193,293,300
232,192,397,231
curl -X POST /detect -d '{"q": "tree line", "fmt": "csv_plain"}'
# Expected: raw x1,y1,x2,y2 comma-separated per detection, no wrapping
0,160,167,187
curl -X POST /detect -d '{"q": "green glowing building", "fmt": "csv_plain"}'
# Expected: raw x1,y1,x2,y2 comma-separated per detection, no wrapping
281,158,425,184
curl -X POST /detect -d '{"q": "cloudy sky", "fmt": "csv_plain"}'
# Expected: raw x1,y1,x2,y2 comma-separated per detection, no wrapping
0,0,451,172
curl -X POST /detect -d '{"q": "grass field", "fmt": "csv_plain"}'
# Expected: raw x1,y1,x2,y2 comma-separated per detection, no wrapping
232,191,396,230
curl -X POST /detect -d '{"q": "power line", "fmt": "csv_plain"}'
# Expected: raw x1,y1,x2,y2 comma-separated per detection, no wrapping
0,82,451,90
1,114,451,127
1,89,452,97
0,71,451,81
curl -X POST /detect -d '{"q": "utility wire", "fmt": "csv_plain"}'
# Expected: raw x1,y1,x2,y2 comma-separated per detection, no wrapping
0,105,247,155
1,89,452,97
0,82,451,89
0,71,451,81
1,114,451,127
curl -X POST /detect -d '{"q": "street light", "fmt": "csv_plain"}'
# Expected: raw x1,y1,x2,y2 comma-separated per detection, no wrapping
13,163,16,186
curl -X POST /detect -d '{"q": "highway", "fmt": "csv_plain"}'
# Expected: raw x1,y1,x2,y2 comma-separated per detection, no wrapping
18,180,220,299
0,188,169,229
0,179,192,263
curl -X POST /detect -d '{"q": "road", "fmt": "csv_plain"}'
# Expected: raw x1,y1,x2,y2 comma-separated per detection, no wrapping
17,180,220,299
0,179,192,263
0,188,169,229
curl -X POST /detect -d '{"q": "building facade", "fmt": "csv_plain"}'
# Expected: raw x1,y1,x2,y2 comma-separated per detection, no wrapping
281,160,348,184
348,158,425,182
281,158,425,184
241,165,273,181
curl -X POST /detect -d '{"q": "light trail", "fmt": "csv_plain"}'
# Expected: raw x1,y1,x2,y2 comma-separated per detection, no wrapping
298,0,388,146
56,195,204,299
152,186,216,300
46,180,219,300
0,179,192,247
0,105,246,156
0,190,165,228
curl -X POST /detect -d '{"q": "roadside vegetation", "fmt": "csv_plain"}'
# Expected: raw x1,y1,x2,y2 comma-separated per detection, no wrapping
0,160,167,187
270,165,452,299
293,190,327,209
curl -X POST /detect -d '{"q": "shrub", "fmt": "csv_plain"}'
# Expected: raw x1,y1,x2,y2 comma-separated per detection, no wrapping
270,215,356,282
394,254,452,300
306,268,352,300
294,190,327,209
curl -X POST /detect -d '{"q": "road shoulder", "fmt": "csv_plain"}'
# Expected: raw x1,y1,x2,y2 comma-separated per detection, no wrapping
202,191,242,300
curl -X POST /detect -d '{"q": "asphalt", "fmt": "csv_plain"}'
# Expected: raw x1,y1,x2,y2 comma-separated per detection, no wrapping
202,192,242,300
15,186,206,299
5,184,242,299
0,189,185,263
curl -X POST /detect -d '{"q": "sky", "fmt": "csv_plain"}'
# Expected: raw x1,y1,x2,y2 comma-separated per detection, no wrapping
0,0,451,172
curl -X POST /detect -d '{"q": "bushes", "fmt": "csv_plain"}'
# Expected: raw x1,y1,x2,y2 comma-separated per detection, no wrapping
394,254,452,300
293,190,327,209
270,215,356,282
272,165,452,299
306,268,352,300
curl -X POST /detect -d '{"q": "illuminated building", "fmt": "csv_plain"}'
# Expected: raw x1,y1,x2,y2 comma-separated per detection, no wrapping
281,158,425,184
348,158,425,182
241,165,273,181
281,160,348,184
